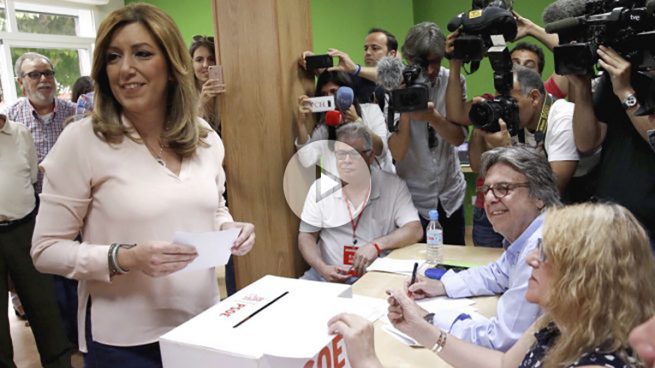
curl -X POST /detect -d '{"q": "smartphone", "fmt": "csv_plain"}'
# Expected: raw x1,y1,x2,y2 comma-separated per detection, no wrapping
208,65,224,83
308,95,335,113
305,54,333,70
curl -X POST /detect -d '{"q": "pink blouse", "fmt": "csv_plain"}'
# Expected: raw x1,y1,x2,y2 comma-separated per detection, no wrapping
32,117,233,351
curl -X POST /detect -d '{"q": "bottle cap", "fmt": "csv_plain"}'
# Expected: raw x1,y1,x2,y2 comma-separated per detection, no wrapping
428,209,438,221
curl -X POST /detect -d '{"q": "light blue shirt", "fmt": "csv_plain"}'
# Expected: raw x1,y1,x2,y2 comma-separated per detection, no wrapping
440,213,544,351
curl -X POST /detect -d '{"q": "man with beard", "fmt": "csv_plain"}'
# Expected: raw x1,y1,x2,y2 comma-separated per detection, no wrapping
7,52,76,193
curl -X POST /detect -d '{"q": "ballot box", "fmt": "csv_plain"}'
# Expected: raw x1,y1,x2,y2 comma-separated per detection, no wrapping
160,275,382,368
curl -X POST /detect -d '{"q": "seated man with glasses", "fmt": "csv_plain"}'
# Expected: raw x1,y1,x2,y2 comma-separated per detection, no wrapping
298,123,422,283
407,145,561,351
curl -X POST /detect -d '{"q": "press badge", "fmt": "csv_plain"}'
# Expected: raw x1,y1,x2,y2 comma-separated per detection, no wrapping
343,245,359,276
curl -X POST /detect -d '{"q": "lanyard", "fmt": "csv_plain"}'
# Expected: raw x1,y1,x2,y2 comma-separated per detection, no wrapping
518,94,553,145
342,186,371,245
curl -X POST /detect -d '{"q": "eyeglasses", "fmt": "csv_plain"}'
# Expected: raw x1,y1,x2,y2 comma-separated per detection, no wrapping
22,70,55,80
477,182,530,198
192,35,215,43
335,149,371,160
536,238,546,263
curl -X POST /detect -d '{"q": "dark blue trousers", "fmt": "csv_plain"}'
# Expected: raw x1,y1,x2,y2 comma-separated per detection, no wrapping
84,301,162,368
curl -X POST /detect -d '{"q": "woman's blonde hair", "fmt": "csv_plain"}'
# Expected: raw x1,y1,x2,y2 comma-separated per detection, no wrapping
539,202,655,368
91,2,208,157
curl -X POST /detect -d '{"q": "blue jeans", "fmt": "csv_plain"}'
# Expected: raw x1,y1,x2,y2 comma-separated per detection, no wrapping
84,301,162,368
472,207,504,248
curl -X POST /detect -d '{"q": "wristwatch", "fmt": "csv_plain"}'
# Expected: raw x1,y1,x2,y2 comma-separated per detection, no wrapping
423,312,435,325
621,93,638,110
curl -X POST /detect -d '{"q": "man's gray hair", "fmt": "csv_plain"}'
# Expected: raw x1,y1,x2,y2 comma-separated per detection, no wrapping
480,145,561,208
14,52,53,78
336,123,373,151
401,22,445,64
513,64,545,96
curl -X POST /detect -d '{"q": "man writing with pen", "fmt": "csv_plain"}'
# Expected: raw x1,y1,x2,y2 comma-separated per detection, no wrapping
403,146,561,352
297,123,423,283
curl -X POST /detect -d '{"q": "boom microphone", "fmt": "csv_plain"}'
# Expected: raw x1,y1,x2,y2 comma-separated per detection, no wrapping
545,17,584,34
542,0,587,23
335,86,354,111
376,56,405,90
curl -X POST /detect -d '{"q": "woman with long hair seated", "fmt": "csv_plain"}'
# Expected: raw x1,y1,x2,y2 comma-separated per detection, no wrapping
330,202,655,368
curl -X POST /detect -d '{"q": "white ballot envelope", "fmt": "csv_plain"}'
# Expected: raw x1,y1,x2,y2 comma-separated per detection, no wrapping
172,228,240,273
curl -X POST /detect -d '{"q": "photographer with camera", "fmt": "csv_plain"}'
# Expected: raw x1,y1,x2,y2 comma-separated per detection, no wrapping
568,45,655,247
294,70,395,174
468,66,597,193
298,28,398,111
388,22,468,245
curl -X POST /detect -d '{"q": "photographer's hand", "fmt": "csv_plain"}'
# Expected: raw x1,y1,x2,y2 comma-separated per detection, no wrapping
327,48,358,74
343,105,361,123
295,95,313,145
299,50,326,76
445,30,461,63
598,45,655,144
597,46,634,100
512,10,558,51
480,119,512,148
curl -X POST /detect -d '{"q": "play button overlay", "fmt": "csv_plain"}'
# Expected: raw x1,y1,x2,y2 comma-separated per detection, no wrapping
282,139,372,229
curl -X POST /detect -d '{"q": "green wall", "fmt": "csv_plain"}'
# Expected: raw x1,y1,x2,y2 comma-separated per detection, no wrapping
125,0,214,43
310,0,414,65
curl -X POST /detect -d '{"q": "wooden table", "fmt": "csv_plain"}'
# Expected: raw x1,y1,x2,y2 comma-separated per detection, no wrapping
352,244,503,368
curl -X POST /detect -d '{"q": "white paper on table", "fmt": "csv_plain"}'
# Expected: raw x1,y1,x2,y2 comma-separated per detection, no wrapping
366,258,425,275
172,228,240,273
381,306,481,347
381,296,484,347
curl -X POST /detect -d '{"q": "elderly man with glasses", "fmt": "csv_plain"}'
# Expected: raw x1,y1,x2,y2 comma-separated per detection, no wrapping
298,123,423,283
7,52,76,193
408,145,561,352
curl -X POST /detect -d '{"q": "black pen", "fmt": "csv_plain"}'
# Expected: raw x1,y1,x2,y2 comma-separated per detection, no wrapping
410,262,419,286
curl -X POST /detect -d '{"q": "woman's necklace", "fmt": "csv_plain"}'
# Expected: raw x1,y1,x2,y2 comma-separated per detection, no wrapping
144,139,167,167
134,126,168,167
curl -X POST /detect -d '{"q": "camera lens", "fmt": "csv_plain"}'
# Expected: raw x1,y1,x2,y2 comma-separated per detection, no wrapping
470,101,501,132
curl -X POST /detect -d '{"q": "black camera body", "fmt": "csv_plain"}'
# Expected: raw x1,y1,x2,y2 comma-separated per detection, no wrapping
390,64,430,113
469,95,520,135
448,0,518,64
546,0,655,75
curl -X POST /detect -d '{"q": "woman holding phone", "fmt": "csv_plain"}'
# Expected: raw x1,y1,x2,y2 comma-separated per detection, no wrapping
190,34,224,133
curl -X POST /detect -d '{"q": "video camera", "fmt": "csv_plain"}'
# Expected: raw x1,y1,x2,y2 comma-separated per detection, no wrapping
545,0,655,75
448,0,520,134
389,64,431,113
447,0,518,67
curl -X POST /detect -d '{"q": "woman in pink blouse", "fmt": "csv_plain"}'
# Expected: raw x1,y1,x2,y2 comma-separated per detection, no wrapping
30,4,254,367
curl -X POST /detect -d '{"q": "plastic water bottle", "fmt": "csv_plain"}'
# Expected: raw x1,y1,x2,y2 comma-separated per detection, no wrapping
426,209,443,265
